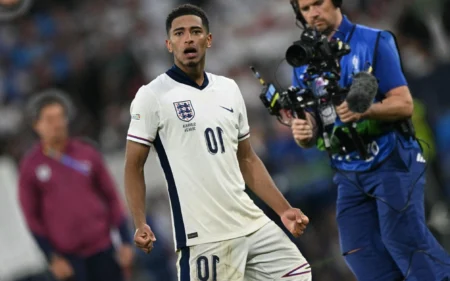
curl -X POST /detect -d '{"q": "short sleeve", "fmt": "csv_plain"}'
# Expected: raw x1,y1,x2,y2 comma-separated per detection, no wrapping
234,81,250,141
127,86,160,146
374,31,407,96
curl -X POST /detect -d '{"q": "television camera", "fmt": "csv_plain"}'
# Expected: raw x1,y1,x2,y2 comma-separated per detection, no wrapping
253,27,374,159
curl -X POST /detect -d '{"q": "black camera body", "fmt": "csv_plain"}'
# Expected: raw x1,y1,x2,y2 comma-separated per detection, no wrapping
286,28,351,70
258,27,351,122
259,83,313,120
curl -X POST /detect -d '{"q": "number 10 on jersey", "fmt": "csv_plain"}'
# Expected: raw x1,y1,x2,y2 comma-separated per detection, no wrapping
204,127,225,154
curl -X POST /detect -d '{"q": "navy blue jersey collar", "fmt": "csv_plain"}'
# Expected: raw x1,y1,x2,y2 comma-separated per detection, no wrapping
332,15,355,42
166,64,209,90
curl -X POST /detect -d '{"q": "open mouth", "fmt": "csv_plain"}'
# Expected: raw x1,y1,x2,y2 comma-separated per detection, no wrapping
184,47,197,57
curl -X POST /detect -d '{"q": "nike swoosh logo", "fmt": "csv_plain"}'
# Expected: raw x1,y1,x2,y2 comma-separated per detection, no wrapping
220,106,234,113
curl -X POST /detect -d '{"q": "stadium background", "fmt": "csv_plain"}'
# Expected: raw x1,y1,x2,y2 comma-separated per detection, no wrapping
0,0,449,280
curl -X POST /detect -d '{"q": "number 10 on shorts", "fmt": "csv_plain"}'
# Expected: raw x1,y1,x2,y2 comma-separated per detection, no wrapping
197,255,220,281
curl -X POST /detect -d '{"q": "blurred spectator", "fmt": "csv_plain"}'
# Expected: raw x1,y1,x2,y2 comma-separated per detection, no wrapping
18,90,134,281
396,8,436,79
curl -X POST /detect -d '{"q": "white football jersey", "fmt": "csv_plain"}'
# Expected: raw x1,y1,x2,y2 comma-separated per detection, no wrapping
127,70,270,249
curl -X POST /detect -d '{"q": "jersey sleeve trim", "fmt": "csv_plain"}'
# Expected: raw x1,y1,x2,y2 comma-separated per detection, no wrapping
238,132,250,141
127,134,153,146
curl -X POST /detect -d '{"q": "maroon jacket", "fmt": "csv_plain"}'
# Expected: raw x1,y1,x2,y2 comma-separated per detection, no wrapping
19,138,127,257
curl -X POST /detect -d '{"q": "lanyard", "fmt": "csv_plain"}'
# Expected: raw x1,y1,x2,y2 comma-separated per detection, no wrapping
44,148,91,176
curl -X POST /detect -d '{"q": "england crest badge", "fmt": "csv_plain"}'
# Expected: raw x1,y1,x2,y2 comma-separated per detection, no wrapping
173,100,195,122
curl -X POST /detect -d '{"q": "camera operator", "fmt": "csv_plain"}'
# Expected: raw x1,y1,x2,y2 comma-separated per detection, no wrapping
288,0,450,280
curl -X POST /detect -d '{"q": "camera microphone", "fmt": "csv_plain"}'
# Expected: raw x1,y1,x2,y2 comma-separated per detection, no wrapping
346,71,378,113
338,71,378,160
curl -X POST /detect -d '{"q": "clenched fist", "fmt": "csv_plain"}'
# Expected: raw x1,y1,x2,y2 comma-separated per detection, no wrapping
134,224,156,254
281,208,309,237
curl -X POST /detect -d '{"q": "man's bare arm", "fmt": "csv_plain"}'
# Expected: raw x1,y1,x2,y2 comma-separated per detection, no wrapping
237,138,291,216
124,140,150,229
362,86,413,121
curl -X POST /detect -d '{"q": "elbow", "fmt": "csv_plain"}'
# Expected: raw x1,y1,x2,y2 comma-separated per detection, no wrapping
403,99,414,118
238,156,253,168
400,88,414,118
238,155,256,177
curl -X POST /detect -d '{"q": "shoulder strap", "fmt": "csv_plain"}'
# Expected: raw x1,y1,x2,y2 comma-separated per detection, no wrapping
346,24,357,43
372,31,382,72
372,30,405,74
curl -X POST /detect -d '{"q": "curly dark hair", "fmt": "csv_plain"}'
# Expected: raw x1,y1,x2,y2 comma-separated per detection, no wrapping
165,4,209,35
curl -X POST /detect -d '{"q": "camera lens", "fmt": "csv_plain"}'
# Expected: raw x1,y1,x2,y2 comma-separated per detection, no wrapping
285,43,314,67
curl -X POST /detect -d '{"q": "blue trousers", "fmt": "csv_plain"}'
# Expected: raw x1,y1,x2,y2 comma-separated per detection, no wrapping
335,142,450,281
